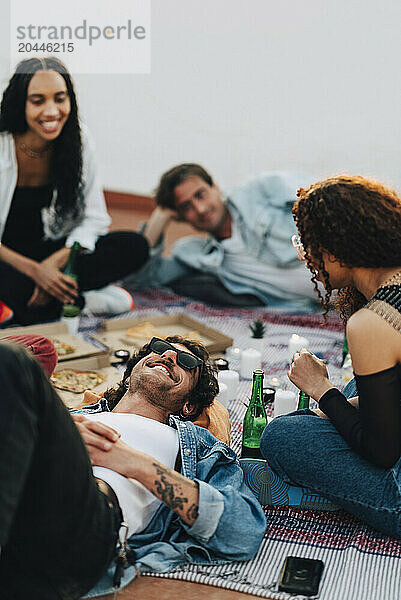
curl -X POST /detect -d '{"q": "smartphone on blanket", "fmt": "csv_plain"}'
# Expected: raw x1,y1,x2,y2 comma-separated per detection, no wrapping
278,556,324,596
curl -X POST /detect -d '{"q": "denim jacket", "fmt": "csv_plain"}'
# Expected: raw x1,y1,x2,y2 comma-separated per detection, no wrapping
78,401,266,597
130,171,315,307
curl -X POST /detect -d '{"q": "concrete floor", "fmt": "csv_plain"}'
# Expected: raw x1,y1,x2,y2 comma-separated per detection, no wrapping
98,576,262,600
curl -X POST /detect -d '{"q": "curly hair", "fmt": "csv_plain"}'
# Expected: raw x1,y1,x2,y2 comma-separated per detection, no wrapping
103,336,219,420
293,175,401,322
0,57,84,234
155,163,214,210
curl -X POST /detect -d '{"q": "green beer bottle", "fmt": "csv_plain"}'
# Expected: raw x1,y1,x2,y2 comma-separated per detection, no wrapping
341,334,349,366
62,242,81,318
241,370,267,459
297,390,310,410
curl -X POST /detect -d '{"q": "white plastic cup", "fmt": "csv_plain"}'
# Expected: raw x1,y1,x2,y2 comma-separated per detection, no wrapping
61,316,80,335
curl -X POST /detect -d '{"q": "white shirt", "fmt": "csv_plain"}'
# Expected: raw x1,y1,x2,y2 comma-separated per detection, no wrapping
0,124,110,251
221,219,318,300
85,413,179,536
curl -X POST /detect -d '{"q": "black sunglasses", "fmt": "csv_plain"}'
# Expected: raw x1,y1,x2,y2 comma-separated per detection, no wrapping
149,337,204,374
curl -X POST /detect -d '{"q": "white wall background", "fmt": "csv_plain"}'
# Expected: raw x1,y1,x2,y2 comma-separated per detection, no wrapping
2,0,401,194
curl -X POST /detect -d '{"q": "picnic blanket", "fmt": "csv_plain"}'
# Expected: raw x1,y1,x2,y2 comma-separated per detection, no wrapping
80,291,401,600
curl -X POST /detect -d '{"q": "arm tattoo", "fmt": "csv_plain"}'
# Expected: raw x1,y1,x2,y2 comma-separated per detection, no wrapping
153,463,188,511
154,463,187,483
152,463,199,522
186,503,199,521
154,473,188,510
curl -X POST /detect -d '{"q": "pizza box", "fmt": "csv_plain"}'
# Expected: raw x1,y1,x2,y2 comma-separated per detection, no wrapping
93,313,233,356
0,321,109,363
52,353,121,410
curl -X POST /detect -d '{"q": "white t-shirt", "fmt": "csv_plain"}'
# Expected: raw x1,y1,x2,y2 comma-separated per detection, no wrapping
85,413,179,536
221,221,318,300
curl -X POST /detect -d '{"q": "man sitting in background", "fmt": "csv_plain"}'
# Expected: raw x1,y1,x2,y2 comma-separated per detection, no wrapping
136,164,319,309
0,336,266,599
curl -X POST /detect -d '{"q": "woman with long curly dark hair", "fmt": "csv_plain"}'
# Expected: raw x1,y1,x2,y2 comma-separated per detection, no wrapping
0,57,149,325
261,175,401,537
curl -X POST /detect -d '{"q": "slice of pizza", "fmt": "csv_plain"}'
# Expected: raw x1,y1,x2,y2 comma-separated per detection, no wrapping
123,323,202,346
51,338,76,357
183,330,201,342
123,322,163,346
50,369,107,394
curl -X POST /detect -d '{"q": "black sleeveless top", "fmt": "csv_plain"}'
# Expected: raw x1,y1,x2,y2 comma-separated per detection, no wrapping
319,283,401,469
1,186,66,261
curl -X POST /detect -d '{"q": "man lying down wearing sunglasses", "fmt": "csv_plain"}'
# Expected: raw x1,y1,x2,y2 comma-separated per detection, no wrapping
0,336,266,599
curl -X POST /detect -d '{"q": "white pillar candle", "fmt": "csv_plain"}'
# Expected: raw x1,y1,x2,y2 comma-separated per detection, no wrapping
287,334,310,364
218,370,240,402
264,374,283,390
240,348,262,379
273,389,297,418
215,382,228,408
225,346,242,368
226,346,242,360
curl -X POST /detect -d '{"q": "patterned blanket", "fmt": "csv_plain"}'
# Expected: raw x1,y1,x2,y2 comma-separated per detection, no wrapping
80,291,401,600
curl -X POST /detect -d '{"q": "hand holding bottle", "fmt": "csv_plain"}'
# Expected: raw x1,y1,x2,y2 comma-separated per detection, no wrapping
27,286,51,308
27,245,80,307
28,261,78,306
289,349,334,402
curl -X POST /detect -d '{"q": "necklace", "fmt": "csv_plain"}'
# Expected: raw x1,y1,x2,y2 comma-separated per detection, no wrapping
378,270,401,288
16,139,51,159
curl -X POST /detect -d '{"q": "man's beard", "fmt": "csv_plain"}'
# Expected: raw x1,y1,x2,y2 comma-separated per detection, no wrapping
208,205,231,238
130,370,185,414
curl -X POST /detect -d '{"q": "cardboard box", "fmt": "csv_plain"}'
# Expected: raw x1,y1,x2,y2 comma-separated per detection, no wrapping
0,321,108,362
93,313,233,356
52,353,121,410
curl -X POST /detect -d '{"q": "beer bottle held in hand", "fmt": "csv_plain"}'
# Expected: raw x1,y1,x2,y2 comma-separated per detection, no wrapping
62,241,81,318
297,390,310,410
341,334,349,367
241,370,267,459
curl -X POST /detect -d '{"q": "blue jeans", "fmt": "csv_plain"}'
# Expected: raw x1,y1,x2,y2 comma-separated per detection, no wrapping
260,378,401,538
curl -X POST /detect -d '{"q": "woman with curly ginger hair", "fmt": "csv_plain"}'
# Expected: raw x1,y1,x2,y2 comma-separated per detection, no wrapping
261,175,401,537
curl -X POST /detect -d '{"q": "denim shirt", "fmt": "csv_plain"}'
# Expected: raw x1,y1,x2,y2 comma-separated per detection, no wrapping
78,402,266,597
130,171,315,307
